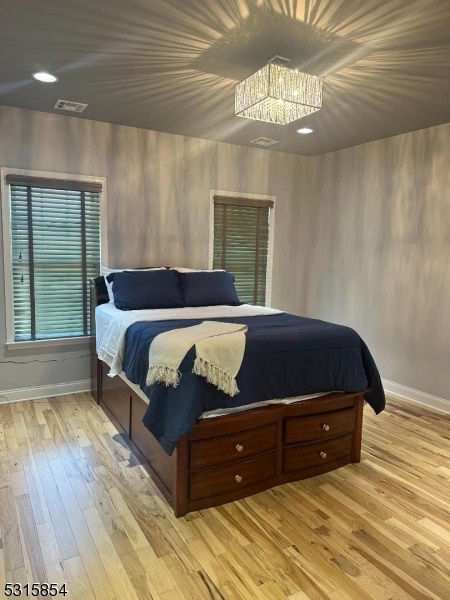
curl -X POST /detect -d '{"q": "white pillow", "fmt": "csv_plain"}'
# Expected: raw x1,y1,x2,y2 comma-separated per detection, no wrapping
100,266,166,276
170,267,225,273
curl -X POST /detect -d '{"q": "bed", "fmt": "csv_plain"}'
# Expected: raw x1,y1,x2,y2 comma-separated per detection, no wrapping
90,269,385,517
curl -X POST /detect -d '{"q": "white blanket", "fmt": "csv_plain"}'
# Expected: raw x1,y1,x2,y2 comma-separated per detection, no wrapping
96,303,282,376
147,321,248,396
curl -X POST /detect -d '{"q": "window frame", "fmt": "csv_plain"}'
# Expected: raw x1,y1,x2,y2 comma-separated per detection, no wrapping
208,189,275,306
1,167,108,349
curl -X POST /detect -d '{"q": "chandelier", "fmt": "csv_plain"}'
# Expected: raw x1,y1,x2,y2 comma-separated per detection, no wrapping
235,56,323,125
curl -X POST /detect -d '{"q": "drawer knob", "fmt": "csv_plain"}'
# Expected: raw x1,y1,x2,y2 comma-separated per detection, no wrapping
322,423,330,432
235,443,244,452
235,474,243,483
319,451,327,459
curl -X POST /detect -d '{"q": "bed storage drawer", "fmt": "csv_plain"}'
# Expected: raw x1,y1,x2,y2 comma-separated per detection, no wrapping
283,433,352,473
284,408,354,444
189,451,277,501
189,423,277,469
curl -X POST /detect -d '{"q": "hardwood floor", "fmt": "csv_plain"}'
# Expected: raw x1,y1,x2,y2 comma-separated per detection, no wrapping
0,394,449,600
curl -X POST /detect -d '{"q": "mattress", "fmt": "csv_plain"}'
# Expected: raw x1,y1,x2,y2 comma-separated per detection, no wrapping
96,305,384,453
98,302,331,419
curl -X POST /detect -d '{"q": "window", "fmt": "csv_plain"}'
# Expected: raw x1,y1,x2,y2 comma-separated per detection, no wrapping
3,172,102,342
211,194,274,305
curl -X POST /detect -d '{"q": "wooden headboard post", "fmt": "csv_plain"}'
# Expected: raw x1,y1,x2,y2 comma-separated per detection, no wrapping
90,276,109,403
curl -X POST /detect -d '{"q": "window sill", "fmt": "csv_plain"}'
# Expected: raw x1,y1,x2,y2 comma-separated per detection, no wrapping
5,336,92,351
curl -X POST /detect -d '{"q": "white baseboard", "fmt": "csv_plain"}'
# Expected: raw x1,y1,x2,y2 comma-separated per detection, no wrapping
0,380,91,404
382,379,450,414
1,377,449,415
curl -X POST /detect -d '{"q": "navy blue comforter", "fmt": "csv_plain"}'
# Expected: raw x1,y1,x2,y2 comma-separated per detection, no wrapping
122,313,385,454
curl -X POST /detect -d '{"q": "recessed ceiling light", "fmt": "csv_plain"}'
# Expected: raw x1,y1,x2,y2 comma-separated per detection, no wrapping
297,127,314,134
32,71,58,83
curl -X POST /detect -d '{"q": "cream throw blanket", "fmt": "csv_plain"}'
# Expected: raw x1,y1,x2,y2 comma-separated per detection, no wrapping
146,321,248,397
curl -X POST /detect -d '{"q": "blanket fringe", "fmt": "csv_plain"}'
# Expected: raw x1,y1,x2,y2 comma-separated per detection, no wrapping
146,365,181,388
193,357,240,397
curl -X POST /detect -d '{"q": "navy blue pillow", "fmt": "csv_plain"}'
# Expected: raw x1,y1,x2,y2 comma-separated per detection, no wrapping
179,271,241,307
111,270,183,310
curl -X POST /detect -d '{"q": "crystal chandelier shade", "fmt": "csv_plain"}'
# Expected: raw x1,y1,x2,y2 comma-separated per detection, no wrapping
235,63,323,125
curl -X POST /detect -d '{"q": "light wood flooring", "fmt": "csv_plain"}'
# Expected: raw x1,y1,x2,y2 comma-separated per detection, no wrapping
0,394,449,600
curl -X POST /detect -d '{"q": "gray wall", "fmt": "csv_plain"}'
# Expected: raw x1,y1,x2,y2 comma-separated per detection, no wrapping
0,104,448,403
291,123,450,401
0,104,303,394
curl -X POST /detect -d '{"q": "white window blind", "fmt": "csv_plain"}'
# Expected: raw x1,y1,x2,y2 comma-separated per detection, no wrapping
213,195,273,306
6,175,101,341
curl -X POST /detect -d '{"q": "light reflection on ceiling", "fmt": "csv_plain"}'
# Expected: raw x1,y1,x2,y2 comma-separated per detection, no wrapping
0,0,449,156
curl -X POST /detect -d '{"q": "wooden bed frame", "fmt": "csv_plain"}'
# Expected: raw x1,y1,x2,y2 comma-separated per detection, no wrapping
90,276,364,517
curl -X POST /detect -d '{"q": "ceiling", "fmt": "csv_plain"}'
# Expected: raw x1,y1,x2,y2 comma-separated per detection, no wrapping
1,0,450,156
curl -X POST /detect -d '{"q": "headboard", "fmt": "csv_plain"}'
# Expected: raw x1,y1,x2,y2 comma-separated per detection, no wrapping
90,276,109,402
90,275,109,307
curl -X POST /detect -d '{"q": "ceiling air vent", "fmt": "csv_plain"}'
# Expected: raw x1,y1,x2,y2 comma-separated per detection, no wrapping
250,137,279,147
54,99,88,113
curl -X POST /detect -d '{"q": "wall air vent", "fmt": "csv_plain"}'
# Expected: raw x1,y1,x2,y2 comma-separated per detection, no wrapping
54,99,88,113
250,137,279,147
